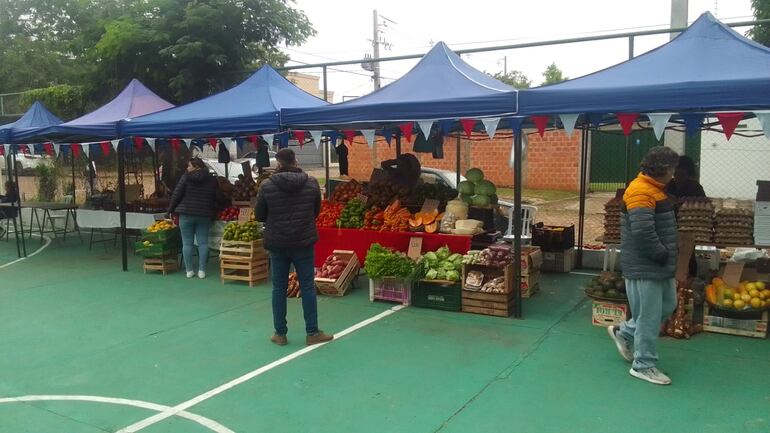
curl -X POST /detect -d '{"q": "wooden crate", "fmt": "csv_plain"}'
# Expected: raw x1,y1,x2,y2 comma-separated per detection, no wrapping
315,250,360,297
462,290,515,317
219,239,265,260
703,305,769,338
143,257,178,275
220,256,269,287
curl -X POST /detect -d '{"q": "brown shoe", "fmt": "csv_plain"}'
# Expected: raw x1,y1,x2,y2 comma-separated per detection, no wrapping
270,334,287,346
306,331,334,346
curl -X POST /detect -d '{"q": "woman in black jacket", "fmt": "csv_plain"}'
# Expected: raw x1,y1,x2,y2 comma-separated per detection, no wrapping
169,158,221,279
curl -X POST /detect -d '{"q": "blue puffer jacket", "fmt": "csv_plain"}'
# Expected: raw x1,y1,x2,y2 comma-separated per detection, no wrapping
620,173,678,280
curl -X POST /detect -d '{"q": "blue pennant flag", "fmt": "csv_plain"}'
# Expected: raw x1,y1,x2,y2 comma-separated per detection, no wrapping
440,120,454,137
682,113,706,137
382,128,393,146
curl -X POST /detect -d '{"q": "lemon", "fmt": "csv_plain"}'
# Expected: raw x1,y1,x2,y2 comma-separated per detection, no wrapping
750,289,760,298
733,292,743,301
724,288,734,299
734,299,746,309
746,282,757,292
741,294,752,303
756,281,766,290
751,298,762,309
722,299,734,308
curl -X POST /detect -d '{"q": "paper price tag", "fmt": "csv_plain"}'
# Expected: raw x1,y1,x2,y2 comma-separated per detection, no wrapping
238,208,251,223
407,236,423,260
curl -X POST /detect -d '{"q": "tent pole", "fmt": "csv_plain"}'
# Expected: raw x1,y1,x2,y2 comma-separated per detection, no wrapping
324,138,331,199
455,135,461,187
624,135,631,184
577,123,589,268
88,152,95,198
395,134,401,156
118,139,128,271
4,151,20,257
513,129,523,318
12,146,26,257
322,66,328,101
71,149,76,200
10,147,24,257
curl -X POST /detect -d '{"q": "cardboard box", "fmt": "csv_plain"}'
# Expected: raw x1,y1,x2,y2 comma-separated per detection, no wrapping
541,248,576,273
521,271,540,298
703,305,768,338
521,246,543,276
592,300,630,327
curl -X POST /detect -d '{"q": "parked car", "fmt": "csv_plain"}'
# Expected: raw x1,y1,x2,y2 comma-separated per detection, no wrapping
202,150,277,183
0,153,54,173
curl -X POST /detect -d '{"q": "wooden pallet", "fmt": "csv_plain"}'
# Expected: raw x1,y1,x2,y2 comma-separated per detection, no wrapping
220,256,269,287
143,257,179,275
314,250,360,297
219,239,265,260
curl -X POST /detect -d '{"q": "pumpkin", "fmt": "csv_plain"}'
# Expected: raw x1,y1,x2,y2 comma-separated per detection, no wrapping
424,221,438,233
408,217,423,228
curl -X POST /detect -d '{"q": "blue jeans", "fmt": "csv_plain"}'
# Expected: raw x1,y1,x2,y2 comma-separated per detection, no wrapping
618,278,677,371
269,247,318,336
179,214,211,273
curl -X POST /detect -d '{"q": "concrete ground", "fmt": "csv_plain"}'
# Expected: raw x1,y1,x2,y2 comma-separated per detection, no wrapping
1,235,768,433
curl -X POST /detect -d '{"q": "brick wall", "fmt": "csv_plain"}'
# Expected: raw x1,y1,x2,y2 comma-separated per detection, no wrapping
344,129,581,192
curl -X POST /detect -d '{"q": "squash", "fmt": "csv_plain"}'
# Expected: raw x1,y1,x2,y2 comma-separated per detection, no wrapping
424,221,438,233
408,217,423,228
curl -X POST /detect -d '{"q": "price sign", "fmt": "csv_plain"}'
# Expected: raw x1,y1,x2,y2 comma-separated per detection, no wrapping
238,208,251,223
407,236,423,260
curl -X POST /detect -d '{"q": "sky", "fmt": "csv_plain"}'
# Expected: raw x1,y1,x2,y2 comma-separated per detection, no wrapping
281,0,754,102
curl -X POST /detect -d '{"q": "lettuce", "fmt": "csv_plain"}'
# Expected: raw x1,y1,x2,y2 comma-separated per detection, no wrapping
364,243,415,278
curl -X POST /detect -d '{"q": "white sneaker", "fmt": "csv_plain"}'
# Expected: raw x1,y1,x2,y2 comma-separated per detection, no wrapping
186,271,195,278
607,325,633,362
198,270,206,279
629,367,671,385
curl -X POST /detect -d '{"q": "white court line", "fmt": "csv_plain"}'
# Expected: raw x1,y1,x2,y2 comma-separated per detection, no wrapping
0,395,234,433
118,305,406,432
0,234,52,269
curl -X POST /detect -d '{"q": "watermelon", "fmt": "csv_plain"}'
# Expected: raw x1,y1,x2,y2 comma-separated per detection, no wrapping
460,193,474,205
458,181,475,196
466,168,484,183
475,180,497,196
471,194,491,207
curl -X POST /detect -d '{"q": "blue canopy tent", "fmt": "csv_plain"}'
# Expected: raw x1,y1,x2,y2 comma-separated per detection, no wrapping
120,65,328,138
281,41,517,131
515,12,770,266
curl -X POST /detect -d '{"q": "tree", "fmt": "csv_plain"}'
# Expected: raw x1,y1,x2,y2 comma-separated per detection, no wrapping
489,71,531,89
749,0,770,46
541,62,568,85
21,85,92,120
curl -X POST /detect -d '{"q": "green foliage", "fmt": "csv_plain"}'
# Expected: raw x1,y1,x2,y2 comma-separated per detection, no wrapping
541,62,568,86
489,70,531,89
35,164,58,201
749,0,770,46
20,85,90,120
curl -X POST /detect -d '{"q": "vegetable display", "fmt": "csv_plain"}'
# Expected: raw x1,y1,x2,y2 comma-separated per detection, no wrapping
363,206,385,230
584,274,627,300
217,207,240,221
317,201,345,228
316,254,348,280
418,246,463,282
476,245,515,267
412,183,457,204
380,200,412,232
408,210,442,233
337,198,366,228
330,180,364,203
364,243,415,278
459,168,498,208
706,276,769,311
223,221,262,241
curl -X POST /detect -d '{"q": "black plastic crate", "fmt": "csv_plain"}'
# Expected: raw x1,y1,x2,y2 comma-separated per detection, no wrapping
412,280,462,312
532,223,575,252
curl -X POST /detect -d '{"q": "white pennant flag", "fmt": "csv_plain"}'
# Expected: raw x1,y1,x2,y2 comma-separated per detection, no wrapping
559,114,580,137
646,113,673,141
53,143,61,156
261,134,275,148
309,131,324,149
82,143,90,158
754,111,770,139
181,138,192,149
360,129,376,148
417,121,434,140
111,140,120,152
481,117,501,139
146,138,156,152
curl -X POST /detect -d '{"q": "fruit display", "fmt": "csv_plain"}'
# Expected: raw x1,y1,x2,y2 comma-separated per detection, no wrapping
232,175,259,201
584,273,627,301
337,198,366,228
714,207,754,246
316,254,348,280
368,179,411,208
147,220,175,233
475,244,516,268
705,277,769,311
330,180,364,204
223,221,263,241
603,197,621,242
380,200,412,232
459,168,498,208
678,197,714,243
364,243,416,278
408,209,442,233
418,246,463,282
287,272,301,298
217,207,240,221
412,183,457,205
463,270,509,294
362,206,385,230
317,201,344,228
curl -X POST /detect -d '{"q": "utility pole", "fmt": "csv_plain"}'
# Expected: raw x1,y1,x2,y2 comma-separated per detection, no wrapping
503,56,507,75
372,9,381,89
670,0,689,40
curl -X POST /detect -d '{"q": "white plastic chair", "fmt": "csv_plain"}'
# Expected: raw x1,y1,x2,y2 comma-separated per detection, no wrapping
503,205,537,245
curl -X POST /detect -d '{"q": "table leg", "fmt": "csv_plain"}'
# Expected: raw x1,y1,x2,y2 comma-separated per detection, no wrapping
73,209,83,243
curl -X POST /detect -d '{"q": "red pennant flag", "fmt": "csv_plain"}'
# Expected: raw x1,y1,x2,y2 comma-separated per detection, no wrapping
71,144,82,158
716,112,744,140
342,130,356,146
616,113,639,136
100,141,111,155
248,135,258,144
208,138,218,150
293,130,306,148
460,119,476,138
169,138,181,152
0,146,4,156
133,137,144,151
530,115,550,138
44,142,54,156
399,123,414,143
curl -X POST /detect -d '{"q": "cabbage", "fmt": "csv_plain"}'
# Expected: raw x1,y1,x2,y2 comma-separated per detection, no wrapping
436,269,447,280
471,194,491,207
425,268,438,280
446,270,460,282
441,261,456,271
448,253,462,262
466,168,484,183
436,246,450,260
423,251,438,264
475,180,497,195
452,255,464,268
458,181,475,195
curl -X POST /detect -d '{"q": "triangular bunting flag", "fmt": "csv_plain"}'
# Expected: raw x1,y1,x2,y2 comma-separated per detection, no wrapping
133,137,144,151
207,138,218,150
481,117,501,140
399,123,413,143
111,140,121,152
439,120,454,137
508,117,525,135
342,130,356,146
754,111,770,139
169,138,181,152
682,113,705,138
361,129,376,148
646,113,672,141
54,143,62,156
44,142,54,156
146,138,156,152
559,114,580,137
460,119,476,138
247,135,258,145
182,138,192,149
278,134,289,149
82,143,90,158
382,129,393,147
417,121,434,140
261,134,274,148
21,144,32,155
530,115,550,137
327,131,339,146
72,143,82,158
293,130,306,147
100,141,111,155
616,113,639,136
309,131,324,149
715,112,744,140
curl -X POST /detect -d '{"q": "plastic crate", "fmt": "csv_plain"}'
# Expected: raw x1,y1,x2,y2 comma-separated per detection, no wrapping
533,223,575,252
412,280,462,311
369,277,411,306
141,226,180,243
134,241,179,258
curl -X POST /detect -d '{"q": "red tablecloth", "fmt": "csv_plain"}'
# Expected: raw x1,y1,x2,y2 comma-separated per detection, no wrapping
314,227,472,267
